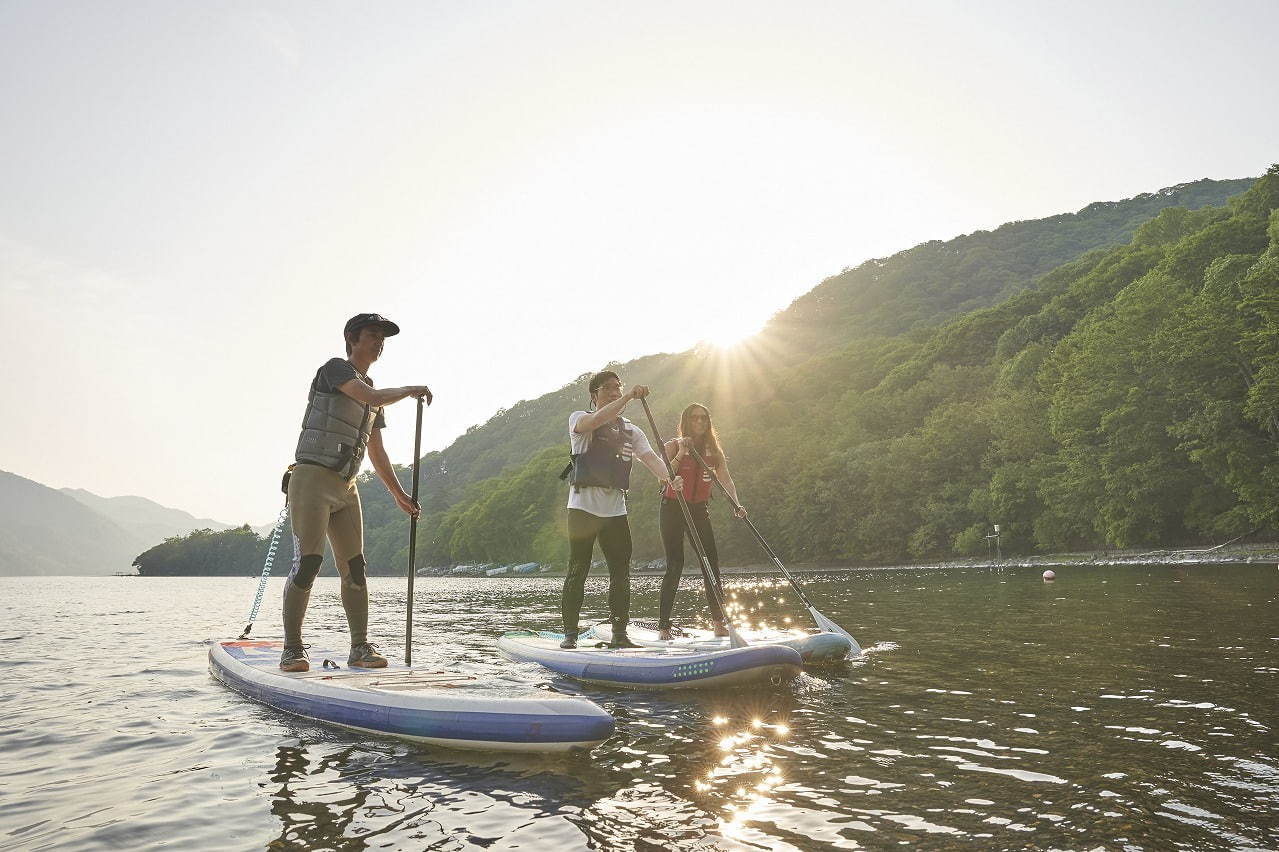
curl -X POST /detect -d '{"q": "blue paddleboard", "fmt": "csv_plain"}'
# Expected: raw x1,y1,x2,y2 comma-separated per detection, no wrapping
497,630,803,689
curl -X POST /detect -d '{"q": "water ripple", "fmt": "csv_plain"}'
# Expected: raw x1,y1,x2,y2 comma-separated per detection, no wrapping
1,566,1276,850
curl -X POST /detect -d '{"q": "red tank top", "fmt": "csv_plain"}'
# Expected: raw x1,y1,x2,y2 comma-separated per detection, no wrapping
663,451,714,502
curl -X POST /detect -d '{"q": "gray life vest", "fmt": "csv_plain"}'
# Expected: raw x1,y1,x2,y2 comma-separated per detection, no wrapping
294,378,377,480
567,418,635,491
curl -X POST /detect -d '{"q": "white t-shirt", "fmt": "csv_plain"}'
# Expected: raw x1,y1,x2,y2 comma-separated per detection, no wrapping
566,411,654,517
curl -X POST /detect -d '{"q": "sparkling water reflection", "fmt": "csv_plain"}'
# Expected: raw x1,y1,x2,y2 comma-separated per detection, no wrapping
0,564,1275,850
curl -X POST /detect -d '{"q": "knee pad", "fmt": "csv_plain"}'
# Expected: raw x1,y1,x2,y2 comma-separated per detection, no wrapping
292,554,323,591
347,554,367,587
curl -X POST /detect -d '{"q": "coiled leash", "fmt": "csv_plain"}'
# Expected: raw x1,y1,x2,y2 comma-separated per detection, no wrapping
238,500,290,640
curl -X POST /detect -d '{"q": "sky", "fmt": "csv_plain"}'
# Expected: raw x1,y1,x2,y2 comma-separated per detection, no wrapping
1,0,1276,525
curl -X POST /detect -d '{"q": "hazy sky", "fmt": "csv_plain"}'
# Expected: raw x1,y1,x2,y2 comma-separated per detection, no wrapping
2,1,1275,524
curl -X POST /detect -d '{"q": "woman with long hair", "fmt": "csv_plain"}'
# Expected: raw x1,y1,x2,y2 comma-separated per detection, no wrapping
656,403,747,641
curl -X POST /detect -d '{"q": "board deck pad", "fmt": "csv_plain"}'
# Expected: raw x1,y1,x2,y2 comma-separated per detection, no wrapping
209,639,613,753
585,622,856,664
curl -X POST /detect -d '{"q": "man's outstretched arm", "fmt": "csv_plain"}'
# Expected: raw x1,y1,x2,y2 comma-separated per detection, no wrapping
338,378,432,408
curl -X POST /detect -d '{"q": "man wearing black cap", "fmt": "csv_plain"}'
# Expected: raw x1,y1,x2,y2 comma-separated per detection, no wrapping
280,313,432,672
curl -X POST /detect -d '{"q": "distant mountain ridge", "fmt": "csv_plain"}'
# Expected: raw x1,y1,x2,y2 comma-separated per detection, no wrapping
770,177,1256,357
0,471,238,575
60,488,233,545
0,471,144,575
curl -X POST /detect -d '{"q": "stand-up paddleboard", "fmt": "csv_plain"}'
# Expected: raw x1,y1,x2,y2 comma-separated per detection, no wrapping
584,622,856,664
209,640,614,753
498,630,803,690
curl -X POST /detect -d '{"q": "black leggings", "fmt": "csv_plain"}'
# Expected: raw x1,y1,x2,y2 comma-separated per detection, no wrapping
658,497,724,630
562,509,632,636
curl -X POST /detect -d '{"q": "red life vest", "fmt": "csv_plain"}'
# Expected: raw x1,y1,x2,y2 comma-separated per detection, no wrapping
663,451,714,502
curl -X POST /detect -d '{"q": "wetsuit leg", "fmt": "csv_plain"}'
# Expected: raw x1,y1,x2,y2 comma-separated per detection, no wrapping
689,503,724,623
281,561,314,649
657,498,687,630
598,514,633,630
327,485,369,646
286,466,331,589
563,509,601,636
337,555,368,646
284,465,334,647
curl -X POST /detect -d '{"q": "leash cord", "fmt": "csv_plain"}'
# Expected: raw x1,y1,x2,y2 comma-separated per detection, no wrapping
238,503,290,639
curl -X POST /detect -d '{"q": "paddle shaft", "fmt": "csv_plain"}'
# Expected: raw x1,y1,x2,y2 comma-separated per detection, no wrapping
685,444,818,612
686,443,862,655
405,396,423,665
638,398,745,647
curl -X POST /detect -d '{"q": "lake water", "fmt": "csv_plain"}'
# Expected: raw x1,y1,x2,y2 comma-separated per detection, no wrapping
1,565,1276,851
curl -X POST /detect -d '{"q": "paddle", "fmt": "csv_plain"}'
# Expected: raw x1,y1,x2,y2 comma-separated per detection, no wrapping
638,397,748,649
405,395,424,666
685,444,862,655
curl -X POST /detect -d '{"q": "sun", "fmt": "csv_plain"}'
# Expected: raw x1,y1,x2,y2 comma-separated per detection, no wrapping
704,315,763,349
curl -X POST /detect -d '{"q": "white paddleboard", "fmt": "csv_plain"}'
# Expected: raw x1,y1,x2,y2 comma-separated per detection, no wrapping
209,639,613,753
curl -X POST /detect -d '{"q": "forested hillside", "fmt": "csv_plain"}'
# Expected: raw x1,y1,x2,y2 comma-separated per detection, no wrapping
133,525,266,576
355,174,1273,571
61,488,233,545
740,171,1279,562
398,178,1252,504
139,174,1275,575
771,177,1255,355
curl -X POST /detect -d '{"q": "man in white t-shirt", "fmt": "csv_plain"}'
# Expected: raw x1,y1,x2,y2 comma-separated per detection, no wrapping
559,370,682,649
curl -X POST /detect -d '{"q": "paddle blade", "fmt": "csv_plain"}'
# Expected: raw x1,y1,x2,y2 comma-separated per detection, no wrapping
809,606,862,657
725,620,749,649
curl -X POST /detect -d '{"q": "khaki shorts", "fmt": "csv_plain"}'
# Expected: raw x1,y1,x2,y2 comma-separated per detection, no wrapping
287,463,364,576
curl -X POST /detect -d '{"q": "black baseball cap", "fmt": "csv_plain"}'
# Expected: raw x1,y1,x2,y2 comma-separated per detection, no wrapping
344,313,400,337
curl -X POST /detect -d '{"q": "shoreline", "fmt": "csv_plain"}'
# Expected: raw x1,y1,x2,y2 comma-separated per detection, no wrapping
98,543,1279,578
429,543,1279,578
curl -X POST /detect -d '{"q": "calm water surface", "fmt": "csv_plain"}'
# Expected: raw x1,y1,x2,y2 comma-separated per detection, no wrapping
1,565,1276,850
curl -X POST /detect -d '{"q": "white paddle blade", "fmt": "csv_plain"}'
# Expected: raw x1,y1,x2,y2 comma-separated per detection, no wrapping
809,606,862,657
725,619,749,649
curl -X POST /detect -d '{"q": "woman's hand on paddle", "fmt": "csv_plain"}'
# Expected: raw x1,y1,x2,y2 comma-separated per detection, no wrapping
629,384,650,400
669,475,684,492
405,385,433,405
394,491,421,518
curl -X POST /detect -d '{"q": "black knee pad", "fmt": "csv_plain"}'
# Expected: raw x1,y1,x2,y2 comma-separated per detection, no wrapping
347,554,367,587
293,554,323,591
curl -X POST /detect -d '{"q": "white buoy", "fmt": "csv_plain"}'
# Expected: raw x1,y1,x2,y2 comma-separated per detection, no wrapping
1042,570,1056,581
